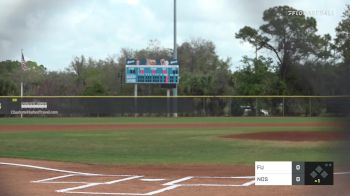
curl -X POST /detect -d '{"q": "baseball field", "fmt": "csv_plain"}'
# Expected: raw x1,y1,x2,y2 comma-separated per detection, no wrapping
0,117,349,196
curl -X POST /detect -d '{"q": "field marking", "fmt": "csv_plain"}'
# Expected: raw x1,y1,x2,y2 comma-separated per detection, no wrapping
194,176,254,179
66,191,148,195
59,178,177,196
144,185,180,195
57,183,101,193
163,176,193,185
54,175,255,195
0,162,137,177
38,181,90,184
105,176,143,185
180,184,246,187
32,174,77,183
171,176,256,187
140,178,166,182
95,174,140,177
57,176,142,193
0,162,97,175
34,174,142,185
242,180,255,186
335,172,350,175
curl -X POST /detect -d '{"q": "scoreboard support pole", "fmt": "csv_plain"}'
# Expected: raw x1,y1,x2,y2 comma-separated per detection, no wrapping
134,84,138,117
167,89,171,117
20,81,23,118
173,86,178,117
134,84,138,97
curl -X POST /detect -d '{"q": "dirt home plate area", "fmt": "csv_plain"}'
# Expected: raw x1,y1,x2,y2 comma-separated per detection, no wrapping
1,158,350,196
0,121,349,195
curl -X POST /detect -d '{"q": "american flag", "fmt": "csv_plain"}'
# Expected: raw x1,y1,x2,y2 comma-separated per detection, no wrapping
21,49,28,71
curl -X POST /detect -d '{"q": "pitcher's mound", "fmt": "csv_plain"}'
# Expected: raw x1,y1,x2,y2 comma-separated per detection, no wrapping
224,131,347,141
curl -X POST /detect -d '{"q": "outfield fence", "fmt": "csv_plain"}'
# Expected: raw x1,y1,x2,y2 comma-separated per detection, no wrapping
0,96,349,117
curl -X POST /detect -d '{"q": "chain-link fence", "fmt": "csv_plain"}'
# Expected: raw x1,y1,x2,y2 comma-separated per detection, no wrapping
0,96,349,117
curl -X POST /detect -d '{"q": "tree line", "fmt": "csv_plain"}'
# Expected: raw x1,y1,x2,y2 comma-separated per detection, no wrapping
0,5,349,96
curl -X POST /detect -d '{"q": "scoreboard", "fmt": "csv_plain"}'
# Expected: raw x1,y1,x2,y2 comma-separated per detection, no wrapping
125,59,179,84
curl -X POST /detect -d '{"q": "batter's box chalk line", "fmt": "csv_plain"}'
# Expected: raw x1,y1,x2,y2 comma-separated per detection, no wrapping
1,162,349,196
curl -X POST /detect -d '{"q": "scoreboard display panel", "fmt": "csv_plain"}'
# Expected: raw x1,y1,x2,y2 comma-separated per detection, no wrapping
125,59,179,84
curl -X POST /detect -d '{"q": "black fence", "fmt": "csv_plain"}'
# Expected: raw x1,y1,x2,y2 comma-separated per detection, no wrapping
0,96,349,117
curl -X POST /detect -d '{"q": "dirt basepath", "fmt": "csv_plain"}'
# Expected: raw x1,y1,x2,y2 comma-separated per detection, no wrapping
0,158,349,196
0,122,340,132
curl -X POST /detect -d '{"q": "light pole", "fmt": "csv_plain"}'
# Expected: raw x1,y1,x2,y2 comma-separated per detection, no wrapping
173,0,177,60
172,0,178,117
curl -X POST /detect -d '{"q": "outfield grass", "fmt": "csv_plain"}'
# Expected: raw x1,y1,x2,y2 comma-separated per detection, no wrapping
0,117,344,165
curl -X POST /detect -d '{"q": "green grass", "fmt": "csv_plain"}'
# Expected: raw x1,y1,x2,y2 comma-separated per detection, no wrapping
0,117,345,165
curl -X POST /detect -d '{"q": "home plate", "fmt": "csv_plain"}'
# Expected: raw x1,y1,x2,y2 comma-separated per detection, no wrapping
140,178,166,182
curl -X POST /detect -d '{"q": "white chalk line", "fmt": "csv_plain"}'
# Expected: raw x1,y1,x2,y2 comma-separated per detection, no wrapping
57,176,143,193
0,162,137,177
64,185,180,196
49,174,254,195
105,176,143,185
33,174,77,183
162,176,193,186
144,185,180,196
335,172,350,175
172,177,256,187
38,181,91,184
0,162,97,175
57,172,349,195
194,176,254,179
57,183,101,193
242,180,256,186
179,184,246,187
139,179,166,182
66,191,149,196
35,174,144,185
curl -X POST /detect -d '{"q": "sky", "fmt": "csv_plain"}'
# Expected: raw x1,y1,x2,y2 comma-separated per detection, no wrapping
0,0,348,71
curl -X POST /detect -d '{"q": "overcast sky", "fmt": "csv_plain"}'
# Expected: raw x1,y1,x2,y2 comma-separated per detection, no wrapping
0,0,348,71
